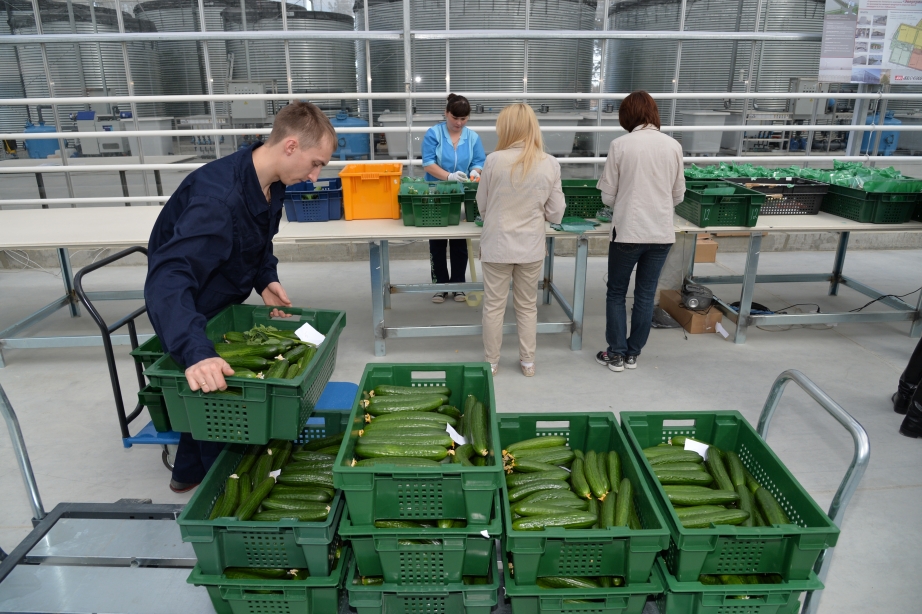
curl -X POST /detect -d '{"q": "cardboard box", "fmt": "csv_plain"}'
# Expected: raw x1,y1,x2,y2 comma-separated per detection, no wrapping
695,237,718,263
659,289,723,334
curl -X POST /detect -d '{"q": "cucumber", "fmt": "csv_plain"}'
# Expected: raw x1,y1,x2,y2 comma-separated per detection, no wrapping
223,568,293,580
628,503,642,531
736,484,755,527
235,445,263,474
569,457,591,500
272,441,293,471
224,356,272,370
505,435,568,457
670,436,689,447
726,452,746,488
230,369,260,379
372,384,451,397
607,451,622,495
718,574,746,585
744,469,762,495
600,491,617,528
282,344,309,364
512,512,598,531
253,508,331,522
271,484,335,499
368,411,457,427
536,576,600,589
291,350,314,378
437,519,455,529
507,470,571,489
354,443,449,461
586,498,599,528
513,502,591,517
706,447,735,492
317,445,342,456
510,447,575,468
752,505,766,527
238,473,252,503
216,343,283,359
654,462,705,472
291,451,336,463
473,455,487,466
363,395,447,416
276,468,334,489
264,358,290,380
437,405,462,420
680,509,750,528
374,520,425,529
520,492,589,510
301,432,345,452
698,575,721,585
260,499,332,513
359,432,454,448
252,450,274,488
461,395,477,440
613,478,632,527
674,505,726,518
275,338,296,351
216,474,240,517
648,451,705,466
361,425,449,438
223,331,247,343
663,486,740,506
270,488,333,503
208,493,225,520
469,401,489,457
237,477,275,520
584,450,610,500
285,363,300,379
507,479,572,503
361,577,385,585
510,459,568,474
654,469,714,486
644,446,690,457
754,487,790,525
286,460,334,472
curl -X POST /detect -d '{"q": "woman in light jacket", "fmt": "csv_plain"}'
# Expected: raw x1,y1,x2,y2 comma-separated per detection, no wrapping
477,104,566,377
595,91,685,373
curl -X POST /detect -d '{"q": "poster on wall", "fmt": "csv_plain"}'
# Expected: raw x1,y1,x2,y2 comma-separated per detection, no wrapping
820,0,922,84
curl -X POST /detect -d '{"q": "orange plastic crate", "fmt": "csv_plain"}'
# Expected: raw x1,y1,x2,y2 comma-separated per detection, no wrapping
339,163,403,220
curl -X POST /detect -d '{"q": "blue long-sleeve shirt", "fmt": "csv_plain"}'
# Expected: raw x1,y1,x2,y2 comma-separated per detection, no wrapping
422,123,486,181
145,144,285,368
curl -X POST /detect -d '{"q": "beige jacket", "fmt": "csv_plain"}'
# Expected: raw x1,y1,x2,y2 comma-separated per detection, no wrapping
476,144,566,263
597,125,685,244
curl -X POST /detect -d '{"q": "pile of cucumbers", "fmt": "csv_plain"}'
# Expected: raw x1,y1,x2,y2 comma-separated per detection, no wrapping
349,385,491,466
504,436,641,532
697,573,782,586
214,326,317,380
207,432,345,523
645,436,790,529
222,546,343,581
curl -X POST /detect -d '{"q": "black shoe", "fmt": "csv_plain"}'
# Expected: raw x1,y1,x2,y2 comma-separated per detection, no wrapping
169,479,200,493
625,355,638,370
899,401,922,438
453,292,467,303
596,350,624,372
893,391,913,415
432,292,447,304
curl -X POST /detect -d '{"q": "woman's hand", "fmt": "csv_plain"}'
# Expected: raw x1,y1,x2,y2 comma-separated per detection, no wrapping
469,169,481,182
447,171,469,182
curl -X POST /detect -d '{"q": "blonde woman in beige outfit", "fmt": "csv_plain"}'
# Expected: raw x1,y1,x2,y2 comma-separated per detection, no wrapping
476,104,566,377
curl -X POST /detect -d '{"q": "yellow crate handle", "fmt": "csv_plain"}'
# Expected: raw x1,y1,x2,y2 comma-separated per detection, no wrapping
360,173,380,181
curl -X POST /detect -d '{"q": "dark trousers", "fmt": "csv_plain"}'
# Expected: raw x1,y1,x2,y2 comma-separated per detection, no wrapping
898,336,922,397
429,239,468,284
605,239,672,357
171,432,226,484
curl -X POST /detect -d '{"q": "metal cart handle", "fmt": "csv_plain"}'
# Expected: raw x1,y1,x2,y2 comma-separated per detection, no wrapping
757,369,870,614
0,381,45,524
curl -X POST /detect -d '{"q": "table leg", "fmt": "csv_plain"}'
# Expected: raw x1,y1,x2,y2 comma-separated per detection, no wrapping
733,233,762,345
381,240,391,310
685,234,698,282
829,231,849,297
56,248,80,318
119,170,130,206
369,241,386,356
543,237,554,305
35,173,48,208
912,282,922,338
571,235,589,351
154,170,163,197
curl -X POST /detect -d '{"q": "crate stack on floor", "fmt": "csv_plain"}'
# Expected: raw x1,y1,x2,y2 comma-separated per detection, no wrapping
333,363,504,614
142,304,352,613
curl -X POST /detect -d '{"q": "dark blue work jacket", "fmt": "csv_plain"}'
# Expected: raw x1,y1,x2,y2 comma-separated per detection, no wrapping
145,144,285,368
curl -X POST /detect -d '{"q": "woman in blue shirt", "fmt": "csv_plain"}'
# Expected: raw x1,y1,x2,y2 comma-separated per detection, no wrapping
422,94,486,303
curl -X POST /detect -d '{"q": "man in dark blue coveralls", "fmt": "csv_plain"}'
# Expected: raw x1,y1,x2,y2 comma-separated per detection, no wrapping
145,102,336,492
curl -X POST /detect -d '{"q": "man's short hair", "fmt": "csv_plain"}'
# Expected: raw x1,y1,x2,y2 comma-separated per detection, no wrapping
267,101,337,149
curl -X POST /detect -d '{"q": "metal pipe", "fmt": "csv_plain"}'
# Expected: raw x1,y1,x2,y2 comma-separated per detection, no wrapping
737,0,766,157
595,0,611,172
240,0,251,81
402,0,413,175
114,7,151,201
364,0,374,159
0,382,46,522
846,84,869,156
524,0,530,97
870,85,889,164
667,0,688,135
756,370,870,614
197,0,221,158
281,0,292,98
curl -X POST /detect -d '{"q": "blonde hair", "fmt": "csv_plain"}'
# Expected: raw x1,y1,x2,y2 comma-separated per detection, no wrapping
495,103,545,183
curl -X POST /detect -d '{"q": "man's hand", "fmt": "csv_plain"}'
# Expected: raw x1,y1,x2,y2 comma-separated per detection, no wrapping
261,281,293,318
186,357,235,393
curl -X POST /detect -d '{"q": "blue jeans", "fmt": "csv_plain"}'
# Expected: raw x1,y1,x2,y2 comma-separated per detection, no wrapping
605,239,673,357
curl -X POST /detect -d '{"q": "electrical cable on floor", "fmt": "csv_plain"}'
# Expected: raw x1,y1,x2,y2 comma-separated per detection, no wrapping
847,285,922,313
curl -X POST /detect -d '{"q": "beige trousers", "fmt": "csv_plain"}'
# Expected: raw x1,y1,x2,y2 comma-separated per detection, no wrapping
481,260,544,364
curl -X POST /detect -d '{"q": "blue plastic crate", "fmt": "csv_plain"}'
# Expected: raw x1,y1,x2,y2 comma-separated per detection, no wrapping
284,177,344,222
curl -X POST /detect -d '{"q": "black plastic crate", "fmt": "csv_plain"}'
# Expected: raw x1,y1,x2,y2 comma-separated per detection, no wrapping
723,177,828,215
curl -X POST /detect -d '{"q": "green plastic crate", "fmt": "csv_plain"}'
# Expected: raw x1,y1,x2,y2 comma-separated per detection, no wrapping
187,546,351,614
338,496,501,585
502,548,663,614
130,334,163,369
677,181,765,228
914,202,922,222
561,179,605,218
399,181,464,226
332,363,503,527
619,411,839,583
821,184,920,224
177,409,350,576
145,305,345,444
346,544,499,614
653,558,823,614
497,412,670,586
138,384,171,433
463,182,480,222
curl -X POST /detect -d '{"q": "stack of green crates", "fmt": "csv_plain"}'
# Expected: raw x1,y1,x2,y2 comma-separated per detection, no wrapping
497,412,667,614
130,335,172,432
561,179,605,218
463,181,480,221
676,180,766,228
398,181,465,226
336,363,503,614
821,184,921,224
181,410,353,614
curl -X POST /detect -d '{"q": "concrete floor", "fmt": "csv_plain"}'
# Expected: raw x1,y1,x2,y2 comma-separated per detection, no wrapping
0,248,921,613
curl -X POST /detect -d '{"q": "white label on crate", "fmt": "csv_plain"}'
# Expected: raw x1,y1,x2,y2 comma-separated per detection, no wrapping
446,423,467,445
684,439,709,460
295,322,325,345
480,530,491,539
269,469,281,481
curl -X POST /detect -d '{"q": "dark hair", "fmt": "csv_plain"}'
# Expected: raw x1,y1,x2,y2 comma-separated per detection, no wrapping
618,91,661,132
446,93,471,118
267,101,336,148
